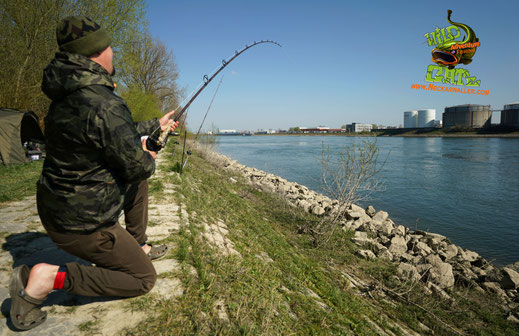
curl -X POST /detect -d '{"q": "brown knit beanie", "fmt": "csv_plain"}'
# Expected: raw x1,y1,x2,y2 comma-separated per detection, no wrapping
56,16,111,57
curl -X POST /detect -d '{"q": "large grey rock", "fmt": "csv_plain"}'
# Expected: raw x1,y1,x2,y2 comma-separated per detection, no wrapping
507,313,519,324
418,231,446,241
501,267,519,290
373,220,393,237
485,267,504,283
427,281,452,301
397,263,421,282
350,203,365,213
481,282,508,299
297,199,312,212
347,204,370,222
277,183,291,193
356,249,376,260
454,265,479,286
351,231,374,246
424,232,447,250
376,247,393,261
315,195,330,203
393,225,406,237
388,236,407,256
425,255,455,289
311,204,325,216
412,241,433,256
458,248,479,263
321,201,332,212
378,235,390,245
506,261,519,273
400,253,421,265
439,244,458,261
372,210,389,223
352,218,365,230
342,220,355,232
365,205,376,217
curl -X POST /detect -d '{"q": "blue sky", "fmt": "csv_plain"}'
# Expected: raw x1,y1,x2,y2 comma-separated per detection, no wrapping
146,0,519,131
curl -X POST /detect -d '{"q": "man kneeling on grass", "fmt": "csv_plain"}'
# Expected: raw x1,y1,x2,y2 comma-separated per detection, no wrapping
8,16,178,330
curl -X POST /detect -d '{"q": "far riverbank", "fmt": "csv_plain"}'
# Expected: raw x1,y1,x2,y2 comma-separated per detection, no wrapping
238,131,519,138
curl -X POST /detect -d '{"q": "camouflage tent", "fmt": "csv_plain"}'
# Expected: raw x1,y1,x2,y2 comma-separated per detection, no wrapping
0,108,44,165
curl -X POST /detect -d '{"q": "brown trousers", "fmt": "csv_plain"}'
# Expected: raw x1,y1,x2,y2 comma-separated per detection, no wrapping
46,180,156,297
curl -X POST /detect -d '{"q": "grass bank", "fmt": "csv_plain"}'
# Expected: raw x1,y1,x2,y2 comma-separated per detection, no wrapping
0,144,516,334
130,141,518,335
0,160,42,204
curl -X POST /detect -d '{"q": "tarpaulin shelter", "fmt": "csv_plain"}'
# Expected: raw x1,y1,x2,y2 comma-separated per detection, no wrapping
0,108,45,165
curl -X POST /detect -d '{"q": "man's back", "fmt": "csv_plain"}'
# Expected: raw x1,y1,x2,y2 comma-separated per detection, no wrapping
38,51,155,233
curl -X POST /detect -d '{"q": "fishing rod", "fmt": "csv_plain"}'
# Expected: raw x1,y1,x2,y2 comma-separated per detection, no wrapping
179,74,225,172
146,39,281,152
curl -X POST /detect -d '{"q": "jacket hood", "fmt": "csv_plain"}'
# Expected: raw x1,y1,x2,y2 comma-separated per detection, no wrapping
42,52,115,101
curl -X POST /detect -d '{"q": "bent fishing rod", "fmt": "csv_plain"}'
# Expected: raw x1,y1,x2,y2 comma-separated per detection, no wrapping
146,39,281,152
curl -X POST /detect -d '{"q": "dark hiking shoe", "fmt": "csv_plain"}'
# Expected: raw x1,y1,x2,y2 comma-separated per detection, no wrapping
147,244,169,260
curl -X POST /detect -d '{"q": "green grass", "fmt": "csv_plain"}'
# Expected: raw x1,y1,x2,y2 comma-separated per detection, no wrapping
128,140,519,336
1,140,516,335
0,160,42,203
129,145,374,334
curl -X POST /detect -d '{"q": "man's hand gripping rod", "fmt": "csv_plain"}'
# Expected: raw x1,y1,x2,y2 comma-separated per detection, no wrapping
145,40,281,152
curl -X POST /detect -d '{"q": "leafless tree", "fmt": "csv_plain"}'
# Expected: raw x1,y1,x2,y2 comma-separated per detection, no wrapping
311,137,386,246
119,33,181,112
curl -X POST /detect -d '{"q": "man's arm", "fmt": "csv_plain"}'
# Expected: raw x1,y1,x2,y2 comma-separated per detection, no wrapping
134,110,178,136
135,118,160,136
100,104,156,184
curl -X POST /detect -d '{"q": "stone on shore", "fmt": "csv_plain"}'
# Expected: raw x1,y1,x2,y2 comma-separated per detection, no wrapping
365,205,376,217
357,249,377,260
372,210,389,223
439,244,458,261
352,231,374,246
311,204,326,216
500,267,519,290
388,236,407,256
397,263,421,282
376,247,393,261
425,255,455,289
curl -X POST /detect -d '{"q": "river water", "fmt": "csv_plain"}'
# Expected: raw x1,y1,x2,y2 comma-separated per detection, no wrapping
214,135,519,266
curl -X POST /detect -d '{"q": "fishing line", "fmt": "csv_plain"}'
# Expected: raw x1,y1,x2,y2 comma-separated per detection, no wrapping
194,74,225,141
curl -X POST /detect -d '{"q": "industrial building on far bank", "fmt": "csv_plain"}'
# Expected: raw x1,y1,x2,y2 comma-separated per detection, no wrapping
403,109,438,128
403,102,519,129
442,104,491,128
500,102,519,127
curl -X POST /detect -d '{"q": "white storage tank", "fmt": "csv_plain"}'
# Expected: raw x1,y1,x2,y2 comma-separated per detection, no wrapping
418,109,436,128
404,110,418,128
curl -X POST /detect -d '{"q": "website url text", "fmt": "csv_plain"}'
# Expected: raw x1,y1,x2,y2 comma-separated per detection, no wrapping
411,83,489,95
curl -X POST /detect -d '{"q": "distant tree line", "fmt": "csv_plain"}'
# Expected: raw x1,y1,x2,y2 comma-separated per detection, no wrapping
0,0,181,123
288,127,301,133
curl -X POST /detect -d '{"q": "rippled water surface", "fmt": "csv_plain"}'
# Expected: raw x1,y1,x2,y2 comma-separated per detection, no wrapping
214,136,519,265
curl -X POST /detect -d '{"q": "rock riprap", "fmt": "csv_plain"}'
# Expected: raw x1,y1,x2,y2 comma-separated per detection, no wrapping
209,150,518,318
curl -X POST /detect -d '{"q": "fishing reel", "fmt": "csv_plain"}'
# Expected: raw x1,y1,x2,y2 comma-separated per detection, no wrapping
145,135,166,152
145,119,178,152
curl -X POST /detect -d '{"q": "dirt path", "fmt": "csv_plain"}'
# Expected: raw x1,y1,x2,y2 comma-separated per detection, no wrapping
0,155,184,335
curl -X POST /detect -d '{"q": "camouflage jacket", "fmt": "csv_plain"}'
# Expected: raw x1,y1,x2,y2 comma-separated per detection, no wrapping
37,52,158,233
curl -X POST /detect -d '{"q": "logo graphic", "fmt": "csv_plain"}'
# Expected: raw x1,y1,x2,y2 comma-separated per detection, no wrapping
420,9,483,89
427,10,480,69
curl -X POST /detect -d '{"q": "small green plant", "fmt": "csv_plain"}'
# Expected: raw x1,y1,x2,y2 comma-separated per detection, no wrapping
148,178,164,193
78,320,99,333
